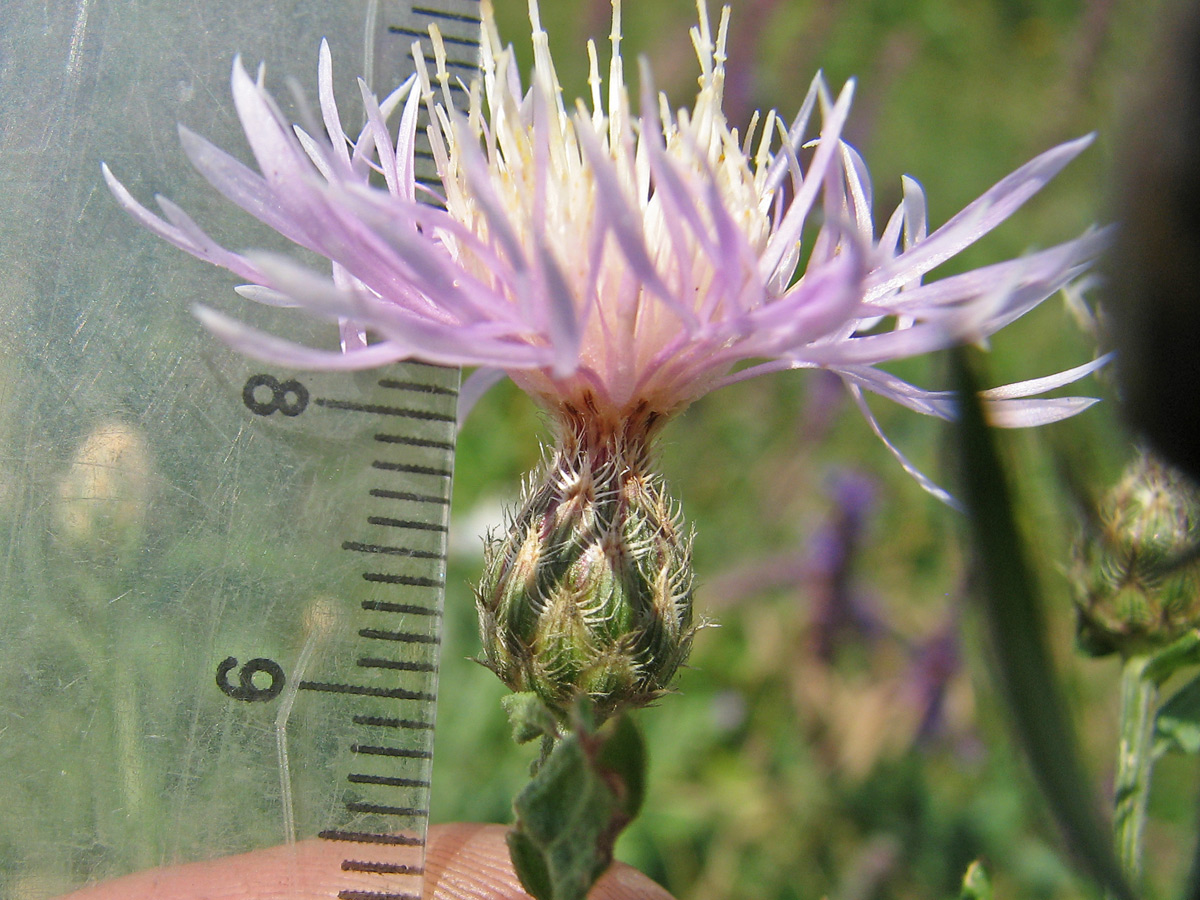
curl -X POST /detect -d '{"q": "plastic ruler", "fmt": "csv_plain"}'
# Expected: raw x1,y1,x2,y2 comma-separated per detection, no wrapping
0,2,480,898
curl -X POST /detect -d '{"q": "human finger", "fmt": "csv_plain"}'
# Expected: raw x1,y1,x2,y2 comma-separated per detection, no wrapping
57,822,675,899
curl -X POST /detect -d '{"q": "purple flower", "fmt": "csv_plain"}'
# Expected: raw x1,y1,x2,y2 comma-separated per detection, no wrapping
104,0,1107,499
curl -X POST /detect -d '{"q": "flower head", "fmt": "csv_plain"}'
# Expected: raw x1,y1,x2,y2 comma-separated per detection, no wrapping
104,0,1107,493
104,0,1110,718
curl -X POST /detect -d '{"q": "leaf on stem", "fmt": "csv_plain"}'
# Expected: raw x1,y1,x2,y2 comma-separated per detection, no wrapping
507,712,647,900
1154,671,1200,757
950,348,1135,900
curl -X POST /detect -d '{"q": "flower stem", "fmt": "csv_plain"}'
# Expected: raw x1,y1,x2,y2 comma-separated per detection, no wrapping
1114,653,1158,883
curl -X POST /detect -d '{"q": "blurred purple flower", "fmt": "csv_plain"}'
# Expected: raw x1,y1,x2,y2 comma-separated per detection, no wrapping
906,617,962,745
807,471,885,660
104,0,1108,499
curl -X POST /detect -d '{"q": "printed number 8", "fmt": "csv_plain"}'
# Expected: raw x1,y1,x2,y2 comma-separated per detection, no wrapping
242,374,309,417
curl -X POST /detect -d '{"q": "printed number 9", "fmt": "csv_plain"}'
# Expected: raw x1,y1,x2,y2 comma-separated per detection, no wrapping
216,656,286,702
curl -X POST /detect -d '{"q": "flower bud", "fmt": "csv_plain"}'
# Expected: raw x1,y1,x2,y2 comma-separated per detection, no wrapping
475,411,695,723
1072,451,1200,656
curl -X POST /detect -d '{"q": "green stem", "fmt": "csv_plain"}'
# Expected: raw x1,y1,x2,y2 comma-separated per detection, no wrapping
1114,654,1158,883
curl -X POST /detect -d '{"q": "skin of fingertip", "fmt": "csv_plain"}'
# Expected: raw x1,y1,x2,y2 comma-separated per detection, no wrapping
52,823,675,900
424,824,676,899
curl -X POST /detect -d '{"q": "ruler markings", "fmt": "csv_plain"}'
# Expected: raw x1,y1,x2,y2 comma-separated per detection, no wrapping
298,681,436,702
358,658,438,673
378,378,458,396
342,860,426,875
346,801,429,818
314,397,456,423
316,10,477,900
361,600,440,616
348,773,431,789
388,26,478,48
361,573,443,588
412,6,481,24
343,540,444,559
374,434,455,451
366,516,447,532
359,628,441,645
352,744,434,760
354,716,437,731
371,460,453,477
369,488,449,504
320,830,424,846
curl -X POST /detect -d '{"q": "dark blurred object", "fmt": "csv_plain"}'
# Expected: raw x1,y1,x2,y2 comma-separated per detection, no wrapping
1108,0,1200,480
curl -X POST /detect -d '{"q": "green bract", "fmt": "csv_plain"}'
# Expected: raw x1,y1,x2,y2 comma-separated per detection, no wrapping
1073,451,1200,656
475,411,695,723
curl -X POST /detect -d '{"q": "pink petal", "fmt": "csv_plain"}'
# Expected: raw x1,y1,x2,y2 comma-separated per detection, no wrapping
177,126,313,246
759,79,856,283
866,135,1094,299
194,305,413,369
847,383,960,508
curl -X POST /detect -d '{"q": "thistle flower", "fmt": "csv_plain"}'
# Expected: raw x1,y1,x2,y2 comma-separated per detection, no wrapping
103,0,1108,717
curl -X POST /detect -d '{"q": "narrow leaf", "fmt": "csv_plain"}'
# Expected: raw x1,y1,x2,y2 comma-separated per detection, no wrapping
951,347,1135,900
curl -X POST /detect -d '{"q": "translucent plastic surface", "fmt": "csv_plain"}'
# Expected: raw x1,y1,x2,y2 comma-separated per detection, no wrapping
0,2,474,896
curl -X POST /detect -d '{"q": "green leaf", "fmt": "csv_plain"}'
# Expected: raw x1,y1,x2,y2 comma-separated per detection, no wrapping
503,691,561,745
508,827,556,900
1143,631,1200,685
959,860,994,900
951,349,1135,900
593,712,646,819
507,713,647,900
1154,672,1200,756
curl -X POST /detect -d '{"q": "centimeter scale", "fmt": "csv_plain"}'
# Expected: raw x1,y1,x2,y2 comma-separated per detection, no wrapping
0,2,481,898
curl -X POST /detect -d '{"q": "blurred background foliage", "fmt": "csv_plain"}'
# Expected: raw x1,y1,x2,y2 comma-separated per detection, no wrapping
427,1,1182,899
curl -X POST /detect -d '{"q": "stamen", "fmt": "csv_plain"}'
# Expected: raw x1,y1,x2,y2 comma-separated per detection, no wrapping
427,24,457,113
741,109,760,158
715,6,731,73
608,0,625,147
690,0,713,83
587,40,604,130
